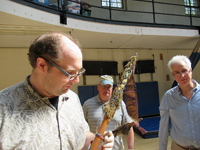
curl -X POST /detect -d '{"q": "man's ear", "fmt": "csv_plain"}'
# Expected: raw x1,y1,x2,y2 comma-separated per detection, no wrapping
97,84,101,92
36,57,48,73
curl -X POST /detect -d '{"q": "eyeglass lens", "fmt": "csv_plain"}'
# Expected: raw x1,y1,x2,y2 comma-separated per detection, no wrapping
40,56,85,81
102,85,112,89
173,70,190,77
69,68,85,81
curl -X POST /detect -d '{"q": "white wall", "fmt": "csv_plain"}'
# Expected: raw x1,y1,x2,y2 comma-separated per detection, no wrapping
1,47,199,104
0,48,32,90
81,48,200,103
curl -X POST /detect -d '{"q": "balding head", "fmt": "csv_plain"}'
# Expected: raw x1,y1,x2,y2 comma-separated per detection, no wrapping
58,35,83,71
28,32,82,68
28,32,83,98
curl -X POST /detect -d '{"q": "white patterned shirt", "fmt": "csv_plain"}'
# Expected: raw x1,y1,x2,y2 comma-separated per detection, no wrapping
0,77,89,150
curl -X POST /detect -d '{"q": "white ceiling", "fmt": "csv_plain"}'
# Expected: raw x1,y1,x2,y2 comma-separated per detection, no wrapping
0,10,199,50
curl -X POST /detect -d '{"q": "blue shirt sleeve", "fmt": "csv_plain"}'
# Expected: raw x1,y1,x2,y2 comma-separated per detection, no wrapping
159,93,171,150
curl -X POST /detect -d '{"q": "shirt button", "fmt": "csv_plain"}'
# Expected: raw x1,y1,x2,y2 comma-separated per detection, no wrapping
191,121,193,123
190,113,192,115
193,131,195,133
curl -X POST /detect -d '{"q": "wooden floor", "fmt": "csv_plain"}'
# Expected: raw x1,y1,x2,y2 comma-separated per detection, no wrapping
134,133,172,150
124,132,172,150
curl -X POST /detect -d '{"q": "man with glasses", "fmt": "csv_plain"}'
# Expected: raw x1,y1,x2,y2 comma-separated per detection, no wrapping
159,55,200,150
0,32,114,150
83,75,134,150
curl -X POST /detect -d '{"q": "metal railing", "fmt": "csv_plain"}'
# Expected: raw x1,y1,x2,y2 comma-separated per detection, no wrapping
24,0,200,28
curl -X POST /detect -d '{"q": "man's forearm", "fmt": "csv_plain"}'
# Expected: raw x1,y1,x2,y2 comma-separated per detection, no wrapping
82,131,95,150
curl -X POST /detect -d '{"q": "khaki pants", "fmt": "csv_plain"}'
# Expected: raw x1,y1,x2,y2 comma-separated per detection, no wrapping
171,141,200,150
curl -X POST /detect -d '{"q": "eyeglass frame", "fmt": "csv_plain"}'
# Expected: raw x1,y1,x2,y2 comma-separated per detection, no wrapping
40,56,85,81
100,84,113,90
172,69,191,77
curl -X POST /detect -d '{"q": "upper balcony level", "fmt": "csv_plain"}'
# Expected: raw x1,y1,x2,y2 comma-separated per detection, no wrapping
1,0,200,50
13,0,200,28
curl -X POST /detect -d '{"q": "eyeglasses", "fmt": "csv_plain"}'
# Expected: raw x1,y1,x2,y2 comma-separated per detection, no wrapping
40,56,85,81
101,85,112,90
173,70,190,77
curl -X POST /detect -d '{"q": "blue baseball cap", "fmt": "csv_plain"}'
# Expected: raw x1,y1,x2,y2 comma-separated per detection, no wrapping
100,75,113,86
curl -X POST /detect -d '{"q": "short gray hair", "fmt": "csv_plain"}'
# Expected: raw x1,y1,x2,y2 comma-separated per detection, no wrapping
167,55,191,72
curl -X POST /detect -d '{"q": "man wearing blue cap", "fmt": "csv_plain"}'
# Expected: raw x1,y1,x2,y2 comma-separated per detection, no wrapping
83,75,134,150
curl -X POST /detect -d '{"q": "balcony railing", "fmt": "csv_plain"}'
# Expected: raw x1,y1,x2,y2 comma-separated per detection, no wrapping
22,0,200,28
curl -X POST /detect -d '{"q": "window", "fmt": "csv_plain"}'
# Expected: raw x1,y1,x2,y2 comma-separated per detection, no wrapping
184,0,199,16
102,0,122,8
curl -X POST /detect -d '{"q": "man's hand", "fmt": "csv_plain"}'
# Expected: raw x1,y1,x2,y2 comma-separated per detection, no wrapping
101,131,114,150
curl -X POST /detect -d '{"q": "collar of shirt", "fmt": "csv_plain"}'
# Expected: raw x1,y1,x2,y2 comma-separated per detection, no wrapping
25,76,70,111
96,94,110,105
177,79,199,95
24,76,52,104
192,79,199,92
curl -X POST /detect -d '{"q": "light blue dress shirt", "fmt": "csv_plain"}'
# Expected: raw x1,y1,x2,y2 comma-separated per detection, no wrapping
159,80,200,150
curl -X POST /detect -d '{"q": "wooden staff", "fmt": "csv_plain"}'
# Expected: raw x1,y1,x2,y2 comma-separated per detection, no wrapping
89,53,138,150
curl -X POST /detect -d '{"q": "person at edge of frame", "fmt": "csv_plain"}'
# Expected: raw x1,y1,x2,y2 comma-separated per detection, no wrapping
159,55,200,150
